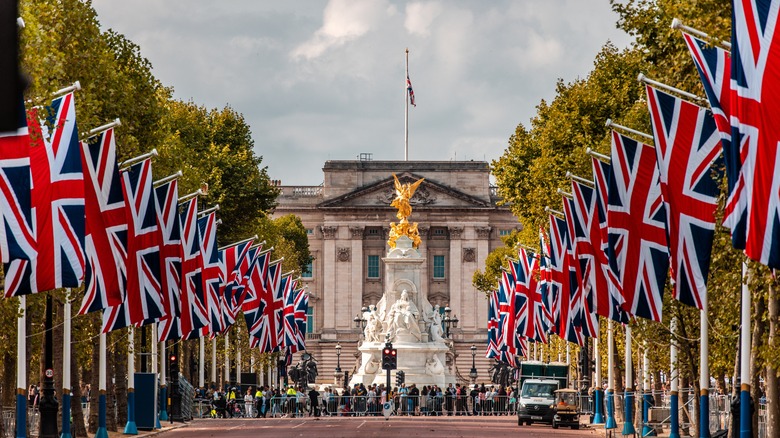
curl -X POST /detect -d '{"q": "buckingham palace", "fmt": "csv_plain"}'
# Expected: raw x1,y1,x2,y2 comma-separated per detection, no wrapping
272,156,520,384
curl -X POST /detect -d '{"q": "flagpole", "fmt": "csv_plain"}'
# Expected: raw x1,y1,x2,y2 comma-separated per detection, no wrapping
212,338,217,389
237,327,242,388
96,333,108,438
62,290,73,438
151,325,160,429
593,334,604,423
159,340,168,422
405,48,409,161
670,317,680,438
605,320,616,429
199,337,205,390
642,341,654,436
124,327,137,434
622,324,636,435
739,261,751,438
16,296,26,438
225,333,231,388
700,293,710,438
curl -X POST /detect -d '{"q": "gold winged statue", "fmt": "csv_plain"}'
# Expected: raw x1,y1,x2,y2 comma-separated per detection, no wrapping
388,174,424,249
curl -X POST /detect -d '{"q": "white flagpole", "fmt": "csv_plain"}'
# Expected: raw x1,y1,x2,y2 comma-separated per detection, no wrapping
606,320,616,429
16,296,27,438
62,291,73,438
151,325,160,429
159,340,168,421
199,337,205,389
125,328,137,434
670,317,680,438
97,333,108,438
212,338,217,388
405,48,409,161
225,333,230,387
593,335,604,424
623,325,636,435
700,292,710,437
739,261,751,437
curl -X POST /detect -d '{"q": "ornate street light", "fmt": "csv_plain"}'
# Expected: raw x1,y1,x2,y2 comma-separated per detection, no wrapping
469,345,478,381
443,306,458,338
335,343,342,373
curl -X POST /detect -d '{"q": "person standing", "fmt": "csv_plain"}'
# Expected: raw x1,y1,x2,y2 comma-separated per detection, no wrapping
244,388,254,417
308,386,320,417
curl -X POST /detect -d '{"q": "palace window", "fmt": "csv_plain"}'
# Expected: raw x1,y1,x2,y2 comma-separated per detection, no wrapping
499,229,512,237
302,259,313,278
367,255,380,279
307,305,314,333
433,255,446,279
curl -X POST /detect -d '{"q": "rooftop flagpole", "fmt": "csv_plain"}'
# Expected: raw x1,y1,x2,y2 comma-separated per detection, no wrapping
405,48,409,161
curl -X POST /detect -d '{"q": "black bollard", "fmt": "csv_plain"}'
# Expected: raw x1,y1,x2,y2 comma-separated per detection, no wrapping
38,294,59,438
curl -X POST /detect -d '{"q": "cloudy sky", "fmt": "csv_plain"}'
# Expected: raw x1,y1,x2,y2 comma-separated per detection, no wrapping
91,0,632,186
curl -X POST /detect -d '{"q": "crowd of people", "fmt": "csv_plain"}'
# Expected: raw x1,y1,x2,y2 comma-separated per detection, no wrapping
198,382,519,418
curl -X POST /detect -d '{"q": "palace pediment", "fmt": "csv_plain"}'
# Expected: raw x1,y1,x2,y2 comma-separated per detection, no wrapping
317,172,493,210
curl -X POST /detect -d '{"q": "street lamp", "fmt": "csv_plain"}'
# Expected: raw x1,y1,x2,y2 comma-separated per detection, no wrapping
335,343,342,373
443,306,458,338
354,307,369,331
469,345,478,382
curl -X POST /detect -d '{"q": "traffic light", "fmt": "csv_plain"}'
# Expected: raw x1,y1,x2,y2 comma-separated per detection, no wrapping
382,345,397,370
169,353,178,372
396,370,405,386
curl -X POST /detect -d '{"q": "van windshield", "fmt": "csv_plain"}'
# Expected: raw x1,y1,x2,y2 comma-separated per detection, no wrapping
521,383,557,398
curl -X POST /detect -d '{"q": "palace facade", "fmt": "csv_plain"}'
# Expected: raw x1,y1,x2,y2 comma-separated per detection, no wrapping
272,158,520,384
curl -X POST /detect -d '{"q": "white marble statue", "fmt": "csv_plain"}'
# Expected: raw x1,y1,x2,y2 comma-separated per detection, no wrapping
364,307,383,343
425,354,445,375
387,290,422,341
429,305,444,342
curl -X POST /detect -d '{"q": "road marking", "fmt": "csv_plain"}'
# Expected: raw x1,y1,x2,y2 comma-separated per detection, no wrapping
357,420,367,429
292,421,307,429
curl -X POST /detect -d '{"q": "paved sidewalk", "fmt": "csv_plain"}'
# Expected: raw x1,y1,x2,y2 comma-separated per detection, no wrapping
106,422,188,438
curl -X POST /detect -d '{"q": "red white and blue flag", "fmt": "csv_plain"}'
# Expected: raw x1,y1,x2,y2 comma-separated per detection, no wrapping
731,0,780,268
682,32,745,249
79,128,127,314
607,131,669,322
282,276,298,350
563,196,596,342
512,248,551,343
16,92,85,295
121,158,165,325
255,259,284,352
646,85,721,309
548,212,582,345
407,74,416,107
292,285,308,352
0,95,37,296
198,212,225,336
242,248,269,337
219,239,254,325
179,197,208,337
590,157,630,323
154,179,183,341
486,288,501,359
498,270,519,356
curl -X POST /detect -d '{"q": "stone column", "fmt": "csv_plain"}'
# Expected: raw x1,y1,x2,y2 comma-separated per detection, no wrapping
475,226,491,332
322,225,338,333
417,226,430,302
350,226,364,325
448,226,464,332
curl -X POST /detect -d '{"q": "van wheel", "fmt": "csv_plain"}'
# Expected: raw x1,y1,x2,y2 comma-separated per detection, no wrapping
517,417,522,426
552,420,558,429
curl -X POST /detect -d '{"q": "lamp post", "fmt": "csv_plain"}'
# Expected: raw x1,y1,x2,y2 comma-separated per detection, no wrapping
334,343,342,387
443,307,459,338
354,307,368,333
469,345,478,383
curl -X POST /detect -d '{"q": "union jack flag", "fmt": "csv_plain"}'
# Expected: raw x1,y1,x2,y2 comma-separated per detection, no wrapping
15,92,85,295
563,196,596,342
102,298,132,333
79,128,127,314
199,212,225,335
282,276,298,350
179,197,208,337
498,270,520,356
121,158,165,326
512,248,551,343
731,0,780,267
607,131,669,321
682,32,746,248
485,288,500,359
548,213,582,345
293,286,308,352
407,74,416,107
591,157,630,325
538,228,555,333
0,95,37,296
242,248,269,336
646,85,721,309
255,259,284,352
219,239,254,326
154,180,182,341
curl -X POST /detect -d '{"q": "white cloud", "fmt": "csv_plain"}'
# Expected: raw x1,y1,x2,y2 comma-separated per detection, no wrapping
524,31,563,67
404,2,443,36
291,0,393,60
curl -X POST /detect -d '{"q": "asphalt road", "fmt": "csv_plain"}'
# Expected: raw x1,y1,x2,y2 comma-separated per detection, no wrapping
157,416,597,437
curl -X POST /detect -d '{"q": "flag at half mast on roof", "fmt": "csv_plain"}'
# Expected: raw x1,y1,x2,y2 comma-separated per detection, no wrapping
407,74,416,107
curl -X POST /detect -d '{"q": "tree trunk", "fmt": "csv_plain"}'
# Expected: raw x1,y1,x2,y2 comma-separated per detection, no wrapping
114,331,128,428
751,291,766,435
70,363,87,438
88,337,99,434
766,281,779,437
